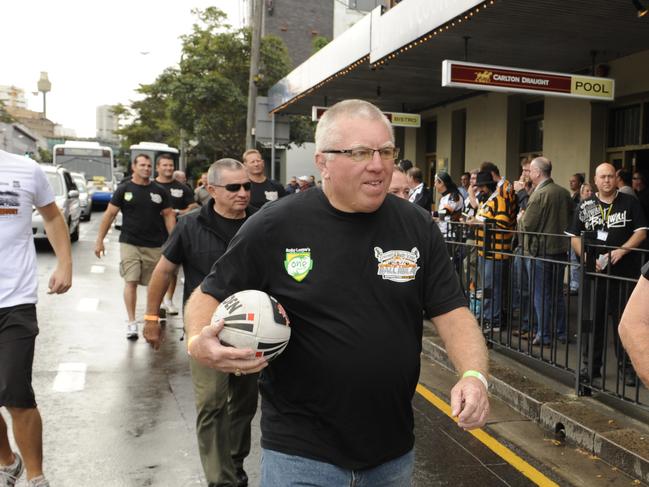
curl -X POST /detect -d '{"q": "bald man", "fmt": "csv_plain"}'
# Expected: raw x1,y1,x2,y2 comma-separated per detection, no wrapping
566,162,648,386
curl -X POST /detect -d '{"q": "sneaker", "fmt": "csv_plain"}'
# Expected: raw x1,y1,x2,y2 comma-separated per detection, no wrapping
27,476,50,487
0,452,24,487
162,298,179,315
126,320,139,340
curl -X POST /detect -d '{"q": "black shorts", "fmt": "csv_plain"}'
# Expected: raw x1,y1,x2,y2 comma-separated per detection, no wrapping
0,304,39,408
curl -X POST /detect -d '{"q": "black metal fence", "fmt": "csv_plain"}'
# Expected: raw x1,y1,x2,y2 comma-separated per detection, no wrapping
442,221,649,410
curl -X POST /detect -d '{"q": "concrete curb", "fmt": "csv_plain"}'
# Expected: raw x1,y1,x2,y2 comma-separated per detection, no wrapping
421,335,649,484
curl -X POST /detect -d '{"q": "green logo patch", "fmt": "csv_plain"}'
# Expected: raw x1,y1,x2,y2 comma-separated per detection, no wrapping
124,192,133,202
284,248,313,282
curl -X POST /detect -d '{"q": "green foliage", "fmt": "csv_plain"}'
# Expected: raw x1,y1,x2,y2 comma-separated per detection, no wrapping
0,100,14,123
289,115,316,146
312,36,329,54
37,147,52,163
117,7,295,163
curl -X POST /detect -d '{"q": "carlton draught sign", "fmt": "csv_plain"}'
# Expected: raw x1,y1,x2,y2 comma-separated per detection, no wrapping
442,60,614,101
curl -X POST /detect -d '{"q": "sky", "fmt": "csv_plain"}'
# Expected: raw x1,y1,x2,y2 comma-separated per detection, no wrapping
1,0,246,137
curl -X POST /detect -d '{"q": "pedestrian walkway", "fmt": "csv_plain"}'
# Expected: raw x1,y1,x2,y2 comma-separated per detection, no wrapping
423,320,649,485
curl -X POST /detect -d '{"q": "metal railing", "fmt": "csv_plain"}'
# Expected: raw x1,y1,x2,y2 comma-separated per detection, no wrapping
441,220,649,410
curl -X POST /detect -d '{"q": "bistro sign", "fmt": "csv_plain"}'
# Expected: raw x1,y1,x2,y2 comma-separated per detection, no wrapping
442,60,615,101
312,106,421,127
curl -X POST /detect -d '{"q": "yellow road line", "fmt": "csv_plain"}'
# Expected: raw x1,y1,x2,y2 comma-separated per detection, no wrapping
416,383,559,487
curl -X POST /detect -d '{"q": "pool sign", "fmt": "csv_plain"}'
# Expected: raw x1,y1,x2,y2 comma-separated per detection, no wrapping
442,60,614,101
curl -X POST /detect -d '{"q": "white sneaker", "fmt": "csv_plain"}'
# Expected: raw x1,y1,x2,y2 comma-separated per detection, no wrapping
27,476,50,487
163,298,179,315
0,451,23,487
126,321,138,340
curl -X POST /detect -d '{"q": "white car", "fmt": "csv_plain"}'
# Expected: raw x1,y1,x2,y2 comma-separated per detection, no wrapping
32,164,82,242
71,172,93,221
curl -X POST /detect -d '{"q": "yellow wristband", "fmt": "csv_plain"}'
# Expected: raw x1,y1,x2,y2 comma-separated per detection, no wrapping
462,370,489,390
187,335,199,355
144,314,159,321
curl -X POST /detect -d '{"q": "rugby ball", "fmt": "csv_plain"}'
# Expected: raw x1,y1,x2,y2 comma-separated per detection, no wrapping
212,290,291,361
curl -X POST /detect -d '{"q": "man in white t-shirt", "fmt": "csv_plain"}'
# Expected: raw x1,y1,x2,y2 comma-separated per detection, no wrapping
0,150,72,487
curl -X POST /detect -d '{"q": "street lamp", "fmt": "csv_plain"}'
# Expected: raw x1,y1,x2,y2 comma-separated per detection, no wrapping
37,72,51,119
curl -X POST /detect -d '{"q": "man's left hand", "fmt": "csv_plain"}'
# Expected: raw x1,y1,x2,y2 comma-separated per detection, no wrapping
450,377,490,430
610,248,627,265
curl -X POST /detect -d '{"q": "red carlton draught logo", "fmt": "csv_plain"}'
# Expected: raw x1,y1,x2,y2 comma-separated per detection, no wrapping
441,60,614,101
450,64,572,94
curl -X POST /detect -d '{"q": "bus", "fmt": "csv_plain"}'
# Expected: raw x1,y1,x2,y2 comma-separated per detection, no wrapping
53,141,115,205
129,141,180,177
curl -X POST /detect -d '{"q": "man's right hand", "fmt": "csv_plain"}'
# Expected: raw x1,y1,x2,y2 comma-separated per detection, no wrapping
188,319,268,374
94,241,105,258
143,319,164,350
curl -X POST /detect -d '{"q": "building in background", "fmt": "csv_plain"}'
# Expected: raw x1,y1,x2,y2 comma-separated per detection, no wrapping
259,0,390,182
269,0,649,189
96,105,120,143
0,121,41,156
0,85,28,110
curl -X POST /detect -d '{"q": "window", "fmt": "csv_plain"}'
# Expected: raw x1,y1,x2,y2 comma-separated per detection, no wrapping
521,100,544,153
608,104,641,147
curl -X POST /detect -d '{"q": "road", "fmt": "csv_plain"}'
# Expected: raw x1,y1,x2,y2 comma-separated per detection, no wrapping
1,211,638,486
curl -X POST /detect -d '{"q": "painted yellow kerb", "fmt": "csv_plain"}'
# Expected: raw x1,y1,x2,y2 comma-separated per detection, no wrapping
416,384,560,487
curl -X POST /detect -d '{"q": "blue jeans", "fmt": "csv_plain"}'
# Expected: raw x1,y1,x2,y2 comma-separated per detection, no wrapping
528,255,567,343
260,448,414,487
511,248,531,331
479,256,503,326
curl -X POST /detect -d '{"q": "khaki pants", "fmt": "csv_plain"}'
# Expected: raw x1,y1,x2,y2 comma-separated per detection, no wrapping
189,358,259,486
119,243,162,285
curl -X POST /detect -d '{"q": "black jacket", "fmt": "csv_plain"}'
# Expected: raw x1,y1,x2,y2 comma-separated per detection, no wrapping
162,200,257,303
413,185,433,211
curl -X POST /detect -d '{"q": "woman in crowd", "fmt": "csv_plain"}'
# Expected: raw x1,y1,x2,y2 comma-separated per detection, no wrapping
433,171,464,238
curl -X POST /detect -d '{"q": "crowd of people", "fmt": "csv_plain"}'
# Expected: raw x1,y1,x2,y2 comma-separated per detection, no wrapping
2,97,649,486
400,155,649,388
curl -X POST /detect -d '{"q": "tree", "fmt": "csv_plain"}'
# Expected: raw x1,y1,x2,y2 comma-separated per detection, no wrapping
117,7,304,168
0,100,14,123
312,35,329,53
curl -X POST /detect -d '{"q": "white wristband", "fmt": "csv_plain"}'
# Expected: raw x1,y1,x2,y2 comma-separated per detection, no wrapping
462,370,489,390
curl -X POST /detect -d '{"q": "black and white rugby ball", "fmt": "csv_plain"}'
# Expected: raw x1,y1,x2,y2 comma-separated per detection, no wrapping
213,290,291,361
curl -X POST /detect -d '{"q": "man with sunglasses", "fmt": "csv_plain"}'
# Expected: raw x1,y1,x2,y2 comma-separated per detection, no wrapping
143,159,257,487
185,99,489,486
242,149,287,209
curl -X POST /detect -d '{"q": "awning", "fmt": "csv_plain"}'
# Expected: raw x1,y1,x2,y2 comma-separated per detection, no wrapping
269,0,649,115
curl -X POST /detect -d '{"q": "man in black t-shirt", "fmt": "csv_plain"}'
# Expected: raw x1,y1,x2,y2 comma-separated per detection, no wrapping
94,154,175,339
566,162,648,384
144,159,257,487
184,100,490,486
242,149,286,208
619,260,649,388
154,154,198,315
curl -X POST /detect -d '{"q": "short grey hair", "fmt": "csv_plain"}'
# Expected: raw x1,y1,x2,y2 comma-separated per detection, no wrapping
315,99,394,154
207,158,246,185
531,156,552,177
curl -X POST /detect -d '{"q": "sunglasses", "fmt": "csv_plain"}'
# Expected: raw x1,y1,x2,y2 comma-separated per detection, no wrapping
214,182,252,192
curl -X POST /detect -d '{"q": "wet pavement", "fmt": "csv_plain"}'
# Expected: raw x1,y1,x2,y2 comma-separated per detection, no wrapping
1,211,639,486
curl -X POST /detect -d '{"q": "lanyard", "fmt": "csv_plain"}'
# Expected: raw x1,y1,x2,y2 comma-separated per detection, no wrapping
598,202,613,227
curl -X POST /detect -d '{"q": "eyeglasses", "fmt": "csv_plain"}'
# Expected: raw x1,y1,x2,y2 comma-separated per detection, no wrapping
321,146,400,162
213,182,252,192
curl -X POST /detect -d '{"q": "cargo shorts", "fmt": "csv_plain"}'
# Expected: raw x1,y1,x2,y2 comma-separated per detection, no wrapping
119,243,162,285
